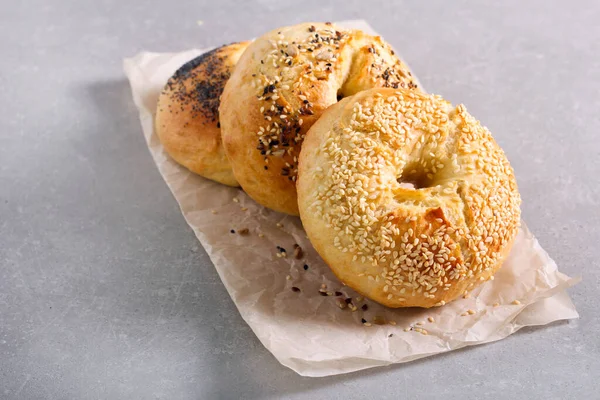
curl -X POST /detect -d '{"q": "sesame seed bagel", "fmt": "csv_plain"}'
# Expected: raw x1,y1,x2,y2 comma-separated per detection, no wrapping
219,22,418,214
156,41,250,186
297,88,521,308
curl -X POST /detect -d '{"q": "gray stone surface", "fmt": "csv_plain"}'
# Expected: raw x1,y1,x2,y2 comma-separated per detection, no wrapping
1,0,598,399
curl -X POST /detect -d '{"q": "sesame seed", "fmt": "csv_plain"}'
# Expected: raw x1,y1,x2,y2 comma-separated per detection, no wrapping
493,302,500,307
428,317,434,323
512,300,521,305
293,244,304,259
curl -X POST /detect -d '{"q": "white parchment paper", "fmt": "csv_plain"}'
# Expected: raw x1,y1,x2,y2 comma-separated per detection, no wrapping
123,20,579,377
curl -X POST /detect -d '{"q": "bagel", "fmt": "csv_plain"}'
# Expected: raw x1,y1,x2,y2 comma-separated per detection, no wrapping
297,88,521,308
156,42,250,186
219,22,418,214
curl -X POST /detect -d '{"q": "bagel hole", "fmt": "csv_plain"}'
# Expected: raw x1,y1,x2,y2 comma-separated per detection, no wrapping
397,171,434,190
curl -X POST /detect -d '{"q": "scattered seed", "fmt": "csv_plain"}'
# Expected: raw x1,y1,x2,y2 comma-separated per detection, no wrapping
237,228,249,235
361,304,368,311
303,264,309,270
389,321,397,326
276,223,283,228
293,245,304,259
512,300,521,305
404,327,411,332
373,316,386,325
493,302,500,307
467,309,476,315
428,317,435,323
230,229,235,234
336,298,347,309
258,233,265,238
335,291,343,296
211,210,217,214
232,198,239,203
241,207,248,211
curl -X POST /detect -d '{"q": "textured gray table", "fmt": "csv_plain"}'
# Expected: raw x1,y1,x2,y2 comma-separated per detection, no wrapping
1,1,598,399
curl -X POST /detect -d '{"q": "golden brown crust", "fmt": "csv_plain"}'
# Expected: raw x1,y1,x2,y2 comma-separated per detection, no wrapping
297,88,521,308
156,42,250,186
219,23,418,214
